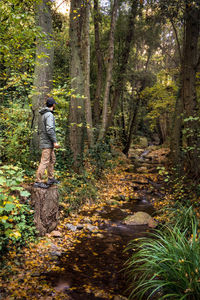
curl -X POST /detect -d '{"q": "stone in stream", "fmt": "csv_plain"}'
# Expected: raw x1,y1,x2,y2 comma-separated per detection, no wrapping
87,224,99,232
96,233,104,238
50,230,62,238
50,250,62,257
114,295,128,300
76,224,84,230
124,212,157,228
84,217,92,224
138,136,148,148
65,223,77,231
137,166,148,173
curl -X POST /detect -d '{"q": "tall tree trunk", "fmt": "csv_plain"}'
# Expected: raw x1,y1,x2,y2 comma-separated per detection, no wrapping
31,0,54,154
120,97,128,146
170,2,200,177
106,0,138,131
69,0,85,171
98,0,119,140
123,98,141,156
93,0,103,126
170,88,183,167
182,3,200,178
82,1,94,147
159,112,168,143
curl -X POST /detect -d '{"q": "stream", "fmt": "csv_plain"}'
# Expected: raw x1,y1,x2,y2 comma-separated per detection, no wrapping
43,147,164,300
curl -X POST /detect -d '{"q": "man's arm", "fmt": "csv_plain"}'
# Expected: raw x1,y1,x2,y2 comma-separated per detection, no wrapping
45,114,57,145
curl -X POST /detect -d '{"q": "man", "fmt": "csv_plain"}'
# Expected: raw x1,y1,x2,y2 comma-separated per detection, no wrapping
33,97,60,189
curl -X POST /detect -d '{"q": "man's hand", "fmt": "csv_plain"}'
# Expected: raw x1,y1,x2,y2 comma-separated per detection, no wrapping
54,143,60,149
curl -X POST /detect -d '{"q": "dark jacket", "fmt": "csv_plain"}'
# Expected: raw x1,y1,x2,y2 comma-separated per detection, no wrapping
39,107,57,149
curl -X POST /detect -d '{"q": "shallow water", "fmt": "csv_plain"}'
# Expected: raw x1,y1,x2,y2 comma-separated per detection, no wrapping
44,148,163,299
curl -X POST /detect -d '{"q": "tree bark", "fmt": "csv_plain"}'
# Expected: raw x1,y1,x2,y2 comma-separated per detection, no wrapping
31,0,54,154
69,0,85,171
82,1,94,147
170,89,183,167
106,0,138,131
170,2,200,177
159,112,168,143
182,3,200,177
123,98,141,156
98,0,119,140
93,0,103,125
31,186,59,236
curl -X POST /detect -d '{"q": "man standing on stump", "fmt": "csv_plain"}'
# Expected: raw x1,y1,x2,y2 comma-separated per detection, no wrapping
34,97,60,189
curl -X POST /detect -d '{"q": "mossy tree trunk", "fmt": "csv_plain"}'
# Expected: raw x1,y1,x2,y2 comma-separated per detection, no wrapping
69,0,85,171
93,0,103,126
31,0,54,155
170,2,200,178
98,0,119,140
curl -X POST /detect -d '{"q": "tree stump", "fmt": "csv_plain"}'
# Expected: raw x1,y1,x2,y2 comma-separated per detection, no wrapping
31,185,59,236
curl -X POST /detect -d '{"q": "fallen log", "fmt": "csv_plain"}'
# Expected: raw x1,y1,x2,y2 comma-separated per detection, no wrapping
31,185,59,236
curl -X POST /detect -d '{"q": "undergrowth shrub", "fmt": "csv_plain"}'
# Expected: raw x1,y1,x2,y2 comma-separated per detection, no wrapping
159,203,198,236
0,165,36,253
59,171,97,212
126,216,200,299
0,104,33,169
87,140,114,178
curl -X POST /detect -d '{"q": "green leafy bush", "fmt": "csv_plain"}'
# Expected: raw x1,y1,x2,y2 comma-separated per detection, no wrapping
88,140,113,178
59,172,97,212
126,221,200,299
0,165,36,253
0,105,33,169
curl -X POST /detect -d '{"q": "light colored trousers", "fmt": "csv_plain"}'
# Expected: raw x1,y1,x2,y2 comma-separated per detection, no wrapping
36,149,56,182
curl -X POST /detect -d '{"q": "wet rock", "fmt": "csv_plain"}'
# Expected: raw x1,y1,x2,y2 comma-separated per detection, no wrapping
65,223,77,231
50,243,62,253
130,148,144,156
132,137,148,149
76,224,84,230
94,290,109,298
104,243,115,254
124,212,155,226
137,166,148,173
113,295,128,300
148,218,158,228
139,137,148,148
50,251,62,257
55,279,71,292
96,233,104,238
84,217,92,224
50,230,62,238
104,220,110,225
87,224,99,232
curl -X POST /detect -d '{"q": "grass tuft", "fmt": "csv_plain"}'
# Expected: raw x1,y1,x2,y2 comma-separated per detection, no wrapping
126,220,200,299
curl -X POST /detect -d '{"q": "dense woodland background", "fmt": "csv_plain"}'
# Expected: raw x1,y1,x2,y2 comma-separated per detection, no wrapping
0,0,200,174
0,0,200,297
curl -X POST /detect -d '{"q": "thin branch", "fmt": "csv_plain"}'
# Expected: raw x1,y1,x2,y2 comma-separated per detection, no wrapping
54,0,69,13
159,44,179,67
195,54,200,71
170,18,182,63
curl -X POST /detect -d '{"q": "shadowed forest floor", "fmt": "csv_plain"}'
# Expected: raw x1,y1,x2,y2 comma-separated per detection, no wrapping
0,146,168,300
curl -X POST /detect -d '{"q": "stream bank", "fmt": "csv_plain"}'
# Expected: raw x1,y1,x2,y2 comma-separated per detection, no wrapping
1,146,168,300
